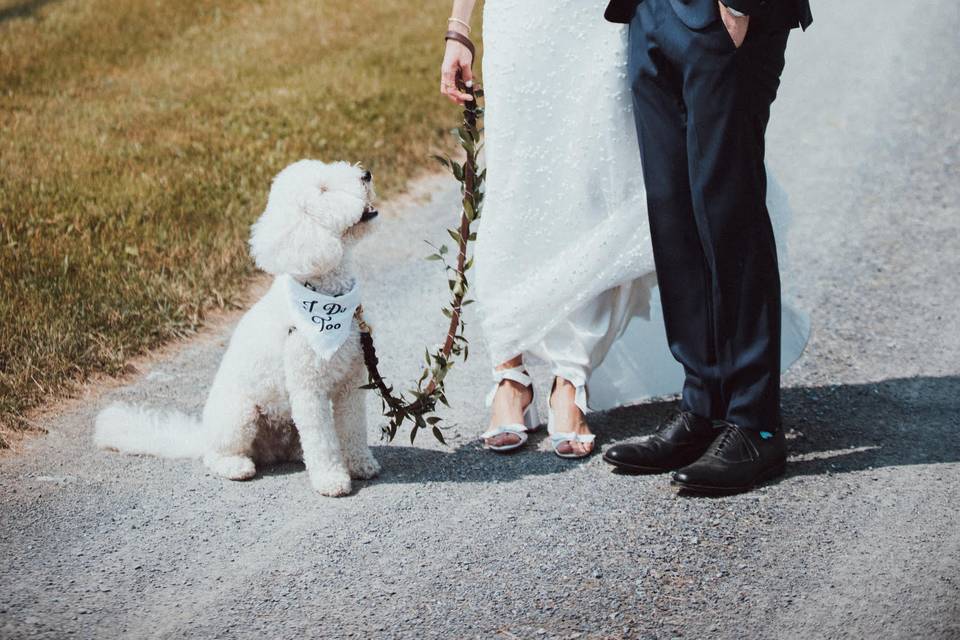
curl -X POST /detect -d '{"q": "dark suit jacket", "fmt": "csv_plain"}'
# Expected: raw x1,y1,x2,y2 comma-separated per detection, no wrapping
604,0,812,31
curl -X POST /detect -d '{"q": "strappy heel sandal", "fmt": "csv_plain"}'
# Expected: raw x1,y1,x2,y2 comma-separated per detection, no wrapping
547,378,596,459
479,367,541,453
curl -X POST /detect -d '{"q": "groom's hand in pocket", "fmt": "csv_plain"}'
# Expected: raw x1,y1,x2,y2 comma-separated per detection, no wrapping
718,1,750,48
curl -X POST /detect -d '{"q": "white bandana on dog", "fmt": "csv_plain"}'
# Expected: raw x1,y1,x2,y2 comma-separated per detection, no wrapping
283,275,361,359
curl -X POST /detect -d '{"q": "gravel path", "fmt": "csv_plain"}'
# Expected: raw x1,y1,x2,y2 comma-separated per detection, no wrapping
2,1,959,638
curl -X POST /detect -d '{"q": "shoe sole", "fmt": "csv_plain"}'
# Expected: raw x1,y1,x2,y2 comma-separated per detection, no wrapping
555,451,594,460
601,453,672,475
670,462,787,495
485,444,525,453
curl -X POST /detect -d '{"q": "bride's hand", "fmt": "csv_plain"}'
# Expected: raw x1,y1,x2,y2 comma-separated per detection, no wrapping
440,39,474,105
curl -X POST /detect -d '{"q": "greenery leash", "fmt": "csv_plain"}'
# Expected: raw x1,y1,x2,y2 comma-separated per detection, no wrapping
356,81,485,444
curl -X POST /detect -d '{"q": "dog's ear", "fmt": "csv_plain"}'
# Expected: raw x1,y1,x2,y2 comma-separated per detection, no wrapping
249,212,344,278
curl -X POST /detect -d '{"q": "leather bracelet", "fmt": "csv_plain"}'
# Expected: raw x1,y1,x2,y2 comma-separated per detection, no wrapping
444,30,475,59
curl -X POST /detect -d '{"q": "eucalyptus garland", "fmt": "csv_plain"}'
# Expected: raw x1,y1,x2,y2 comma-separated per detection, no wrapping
358,82,485,444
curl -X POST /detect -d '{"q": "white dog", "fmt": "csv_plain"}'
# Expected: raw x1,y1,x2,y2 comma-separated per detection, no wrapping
95,160,381,496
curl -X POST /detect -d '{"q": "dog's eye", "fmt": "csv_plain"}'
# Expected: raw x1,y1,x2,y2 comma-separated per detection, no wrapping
361,170,372,183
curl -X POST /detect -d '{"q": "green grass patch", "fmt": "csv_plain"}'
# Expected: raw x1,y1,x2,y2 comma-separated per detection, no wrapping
0,0,478,445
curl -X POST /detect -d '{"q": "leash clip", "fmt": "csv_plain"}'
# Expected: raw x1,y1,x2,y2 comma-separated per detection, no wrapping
355,305,372,333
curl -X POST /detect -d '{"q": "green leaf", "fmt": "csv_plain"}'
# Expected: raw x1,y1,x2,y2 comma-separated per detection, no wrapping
431,154,451,168
427,416,443,425
425,253,443,261
447,229,462,244
432,426,447,445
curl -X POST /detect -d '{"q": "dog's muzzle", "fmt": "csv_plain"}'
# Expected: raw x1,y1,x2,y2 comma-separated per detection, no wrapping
360,206,379,222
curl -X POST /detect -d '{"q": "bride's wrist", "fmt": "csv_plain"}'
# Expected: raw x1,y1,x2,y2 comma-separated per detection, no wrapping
447,17,471,35
444,30,475,60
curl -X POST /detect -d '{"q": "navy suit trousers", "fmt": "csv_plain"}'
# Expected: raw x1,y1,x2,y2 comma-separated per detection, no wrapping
628,0,790,430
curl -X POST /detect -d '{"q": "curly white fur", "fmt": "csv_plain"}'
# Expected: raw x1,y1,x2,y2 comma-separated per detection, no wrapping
95,160,381,497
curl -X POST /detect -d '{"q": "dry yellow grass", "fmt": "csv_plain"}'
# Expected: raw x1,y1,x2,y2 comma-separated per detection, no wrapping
0,0,478,445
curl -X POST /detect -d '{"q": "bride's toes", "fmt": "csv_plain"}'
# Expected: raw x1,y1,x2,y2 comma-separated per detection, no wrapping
571,440,590,457
486,432,522,448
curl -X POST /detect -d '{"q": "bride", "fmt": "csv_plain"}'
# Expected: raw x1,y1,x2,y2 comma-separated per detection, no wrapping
440,0,808,458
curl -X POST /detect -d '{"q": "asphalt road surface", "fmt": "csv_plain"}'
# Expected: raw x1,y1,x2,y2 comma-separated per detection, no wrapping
2,1,959,638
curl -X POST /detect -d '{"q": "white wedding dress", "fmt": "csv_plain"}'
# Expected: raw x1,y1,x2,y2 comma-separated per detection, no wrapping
474,0,810,413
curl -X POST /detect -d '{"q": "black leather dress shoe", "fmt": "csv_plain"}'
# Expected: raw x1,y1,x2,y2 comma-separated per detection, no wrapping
671,424,787,495
603,411,717,474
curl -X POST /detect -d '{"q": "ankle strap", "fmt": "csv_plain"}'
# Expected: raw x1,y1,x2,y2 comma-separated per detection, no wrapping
493,367,532,387
484,367,532,407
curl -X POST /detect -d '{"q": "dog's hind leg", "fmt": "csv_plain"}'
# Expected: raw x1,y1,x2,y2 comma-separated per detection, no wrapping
201,397,259,481
285,337,352,497
333,376,380,481
203,452,257,480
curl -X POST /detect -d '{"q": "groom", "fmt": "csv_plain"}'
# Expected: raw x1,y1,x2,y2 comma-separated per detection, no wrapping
602,0,812,493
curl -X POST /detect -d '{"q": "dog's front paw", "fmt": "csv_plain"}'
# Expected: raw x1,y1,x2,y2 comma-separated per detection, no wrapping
309,471,353,497
203,453,257,481
348,452,381,480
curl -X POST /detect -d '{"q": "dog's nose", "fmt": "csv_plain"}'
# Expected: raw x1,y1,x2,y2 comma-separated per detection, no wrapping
360,208,379,222
361,170,372,183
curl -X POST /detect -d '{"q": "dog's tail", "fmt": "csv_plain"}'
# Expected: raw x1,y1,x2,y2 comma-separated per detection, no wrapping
94,402,207,459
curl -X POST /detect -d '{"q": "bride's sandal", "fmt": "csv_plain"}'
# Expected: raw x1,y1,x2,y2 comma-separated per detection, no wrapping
547,378,596,459
479,367,540,453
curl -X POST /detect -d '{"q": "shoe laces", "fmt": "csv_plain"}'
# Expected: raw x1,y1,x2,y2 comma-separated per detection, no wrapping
710,422,757,460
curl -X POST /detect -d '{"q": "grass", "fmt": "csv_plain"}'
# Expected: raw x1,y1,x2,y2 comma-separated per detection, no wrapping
0,0,478,446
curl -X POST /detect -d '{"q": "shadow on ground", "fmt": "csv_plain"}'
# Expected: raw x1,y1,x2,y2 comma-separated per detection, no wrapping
779,375,960,478
363,375,960,486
